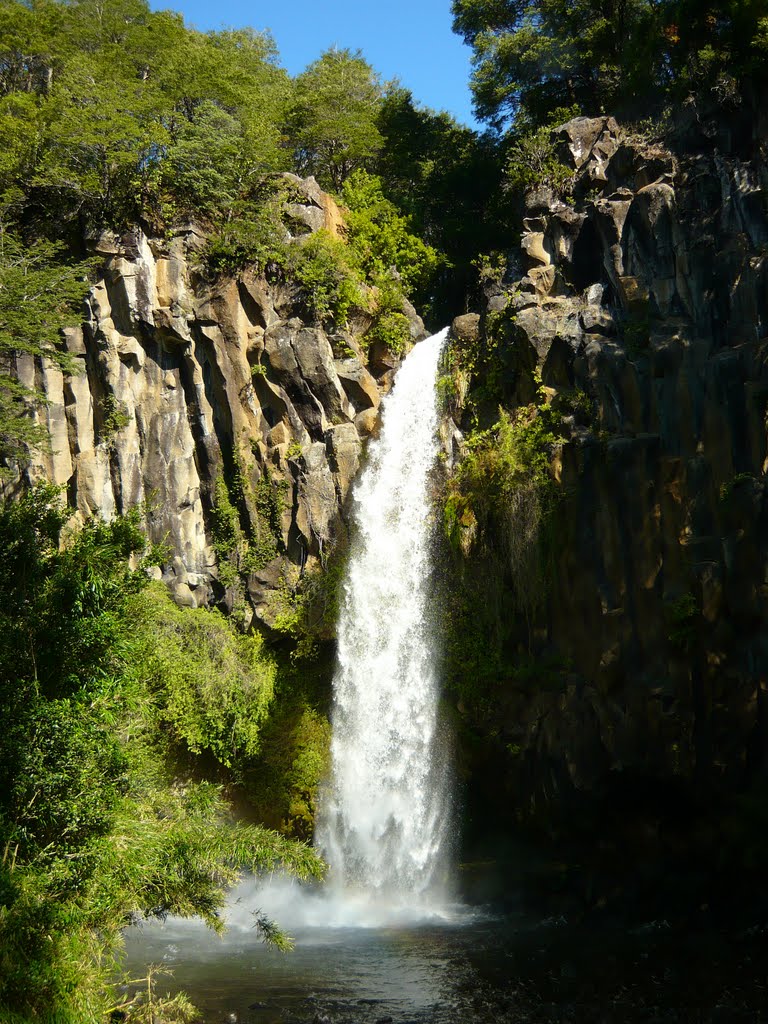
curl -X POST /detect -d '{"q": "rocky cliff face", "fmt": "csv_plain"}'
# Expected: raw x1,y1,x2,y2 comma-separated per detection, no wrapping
448,112,768,862
3,176,424,623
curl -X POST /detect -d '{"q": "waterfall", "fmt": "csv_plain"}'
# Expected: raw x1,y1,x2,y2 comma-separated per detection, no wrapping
316,328,452,914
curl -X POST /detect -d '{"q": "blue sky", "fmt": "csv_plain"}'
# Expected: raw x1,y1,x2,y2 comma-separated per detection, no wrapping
149,0,480,128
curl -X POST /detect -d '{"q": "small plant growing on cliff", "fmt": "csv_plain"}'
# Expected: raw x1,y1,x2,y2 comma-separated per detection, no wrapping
622,309,652,356
504,125,574,197
101,394,131,447
436,372,462,417
444,404,558,553
664,593,699,652
211,475,242,588
472,250,507,288
131,583,276,767
552,385,593,425
211,452,288,591
0,229,93,466
443,393,562,632
366,309,411,356
201,194,290,278
719,472,758,503
288,229,364,326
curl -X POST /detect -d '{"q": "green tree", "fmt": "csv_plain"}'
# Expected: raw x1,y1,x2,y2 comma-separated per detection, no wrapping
375,87,508,323
662,0,768,96
162,99,244,216
0,487,323,1022
0,0,291,231
341,169,442,297
0,0,63,97
0,226,91,465
287,48,384,191
452,0,664,127
32,51,168,225
452,0,768,129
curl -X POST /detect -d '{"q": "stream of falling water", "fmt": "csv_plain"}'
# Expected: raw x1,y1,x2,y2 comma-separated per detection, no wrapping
316,327,453,919
127,331,457,947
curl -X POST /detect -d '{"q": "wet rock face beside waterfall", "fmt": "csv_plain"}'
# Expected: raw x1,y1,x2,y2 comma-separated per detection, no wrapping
449,114,768,851
4,176,425,620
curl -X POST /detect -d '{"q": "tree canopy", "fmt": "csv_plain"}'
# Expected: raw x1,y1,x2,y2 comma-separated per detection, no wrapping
452,0,768,128
287,48,384,191
0,0,513,470
0,0,291,232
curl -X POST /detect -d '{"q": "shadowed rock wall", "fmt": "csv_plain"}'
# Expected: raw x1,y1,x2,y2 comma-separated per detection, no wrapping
449,113,768,850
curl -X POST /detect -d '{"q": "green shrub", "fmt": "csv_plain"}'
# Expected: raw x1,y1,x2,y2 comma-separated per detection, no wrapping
246,703,331,840
210,460,286,588
505,124,575,197
129,584,276,767
664,593,699,652
444,404,559,551
287,228,365,326
366,309,411,356
202,199,289,278
341,169,443,298
442,392,561,631
0,487,323,1023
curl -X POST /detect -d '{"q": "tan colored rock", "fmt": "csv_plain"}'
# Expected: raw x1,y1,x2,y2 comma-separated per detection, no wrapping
6,175,389,627
522,231,551,266
335,358,380,412
618,275,650,312
355,408,380,437
296,442,338,554
268,422,291,446
450,313,481,347
280,173,346,238
326,423,361,504
172,581,198,609
241,270,282,329
554,115,621,171
526,265,557,298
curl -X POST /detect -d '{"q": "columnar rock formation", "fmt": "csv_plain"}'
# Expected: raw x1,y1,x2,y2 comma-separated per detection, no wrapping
449,112,768,836
4,176,424,622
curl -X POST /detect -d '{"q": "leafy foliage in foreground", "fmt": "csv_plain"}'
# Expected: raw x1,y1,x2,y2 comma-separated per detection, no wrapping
0,486,323,1024
129,583,277,768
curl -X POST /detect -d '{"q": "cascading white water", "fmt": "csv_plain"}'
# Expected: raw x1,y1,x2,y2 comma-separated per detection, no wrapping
316,328,452,915
132,331,462,937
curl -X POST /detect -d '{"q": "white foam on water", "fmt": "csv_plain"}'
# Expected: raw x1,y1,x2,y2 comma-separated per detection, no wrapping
221,875,476,936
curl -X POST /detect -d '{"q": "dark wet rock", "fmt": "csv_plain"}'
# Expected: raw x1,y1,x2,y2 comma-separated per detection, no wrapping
449,114,768,898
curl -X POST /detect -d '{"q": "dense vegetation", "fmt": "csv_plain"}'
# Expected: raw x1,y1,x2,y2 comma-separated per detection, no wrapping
0,4,500,1013
0,486,324,1022
452,0,768,129
0,0,511,463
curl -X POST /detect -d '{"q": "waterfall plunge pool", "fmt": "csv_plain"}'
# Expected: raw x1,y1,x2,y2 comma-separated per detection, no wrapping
121,876,768,1024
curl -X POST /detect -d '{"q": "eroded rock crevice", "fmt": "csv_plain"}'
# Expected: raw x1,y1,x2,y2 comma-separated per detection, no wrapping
448,114,768,847
4,177,425,621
